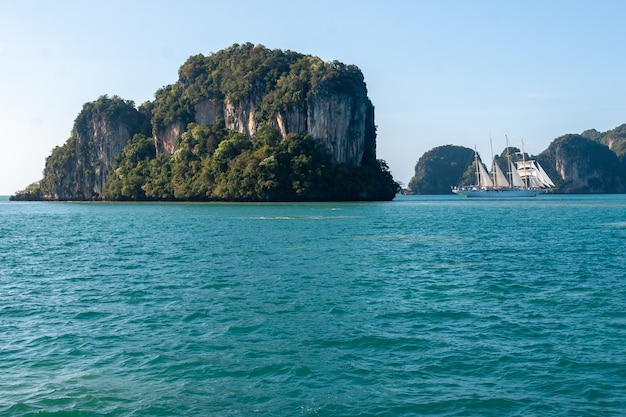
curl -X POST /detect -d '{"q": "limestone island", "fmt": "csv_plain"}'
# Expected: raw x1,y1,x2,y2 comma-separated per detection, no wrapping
12,43,399,202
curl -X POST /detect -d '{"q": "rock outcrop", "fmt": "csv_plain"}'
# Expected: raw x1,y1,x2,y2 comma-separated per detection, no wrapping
38,96,149,200
538,134,625,193
12,44,388,201
408,145,475,194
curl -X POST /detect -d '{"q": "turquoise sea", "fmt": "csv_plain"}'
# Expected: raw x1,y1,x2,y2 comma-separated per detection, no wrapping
1,194,625,416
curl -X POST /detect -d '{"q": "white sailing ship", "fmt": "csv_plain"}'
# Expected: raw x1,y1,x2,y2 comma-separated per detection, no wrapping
452,140,555,197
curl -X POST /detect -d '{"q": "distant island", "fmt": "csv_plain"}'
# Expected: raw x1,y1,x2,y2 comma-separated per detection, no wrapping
11,43,399,202
408,125,626,194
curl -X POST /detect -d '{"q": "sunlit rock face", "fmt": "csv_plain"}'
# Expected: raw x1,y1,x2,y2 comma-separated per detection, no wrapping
42,100,148,200
176,91,374,166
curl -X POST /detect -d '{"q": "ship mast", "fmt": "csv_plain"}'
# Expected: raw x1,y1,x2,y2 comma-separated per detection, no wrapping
520,140,529,189
473,146,480,186
505,135,513,186
489,136,497,188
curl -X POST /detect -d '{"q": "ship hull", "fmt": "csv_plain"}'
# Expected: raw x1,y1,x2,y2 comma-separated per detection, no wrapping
452,188,540,197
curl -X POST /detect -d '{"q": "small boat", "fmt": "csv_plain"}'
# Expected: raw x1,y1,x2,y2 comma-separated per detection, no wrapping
452,138,555,198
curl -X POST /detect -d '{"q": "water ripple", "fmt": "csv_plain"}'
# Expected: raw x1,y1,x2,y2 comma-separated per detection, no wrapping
1,196,625,416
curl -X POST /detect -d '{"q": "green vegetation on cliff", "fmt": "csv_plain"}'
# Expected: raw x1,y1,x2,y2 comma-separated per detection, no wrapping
581,124,626,178
104,121,397,201
408,145,475,194
582,124,626,157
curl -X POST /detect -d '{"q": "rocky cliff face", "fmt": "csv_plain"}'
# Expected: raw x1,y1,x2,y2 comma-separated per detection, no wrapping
161,90,375,167
305,90,372,166
155,121,185,154
40,97,149,200
538,134,625,193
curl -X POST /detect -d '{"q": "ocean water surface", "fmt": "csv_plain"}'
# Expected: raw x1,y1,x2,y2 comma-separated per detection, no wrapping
1,194,625,416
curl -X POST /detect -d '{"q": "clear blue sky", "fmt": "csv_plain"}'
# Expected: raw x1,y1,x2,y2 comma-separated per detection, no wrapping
2,0,626,194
